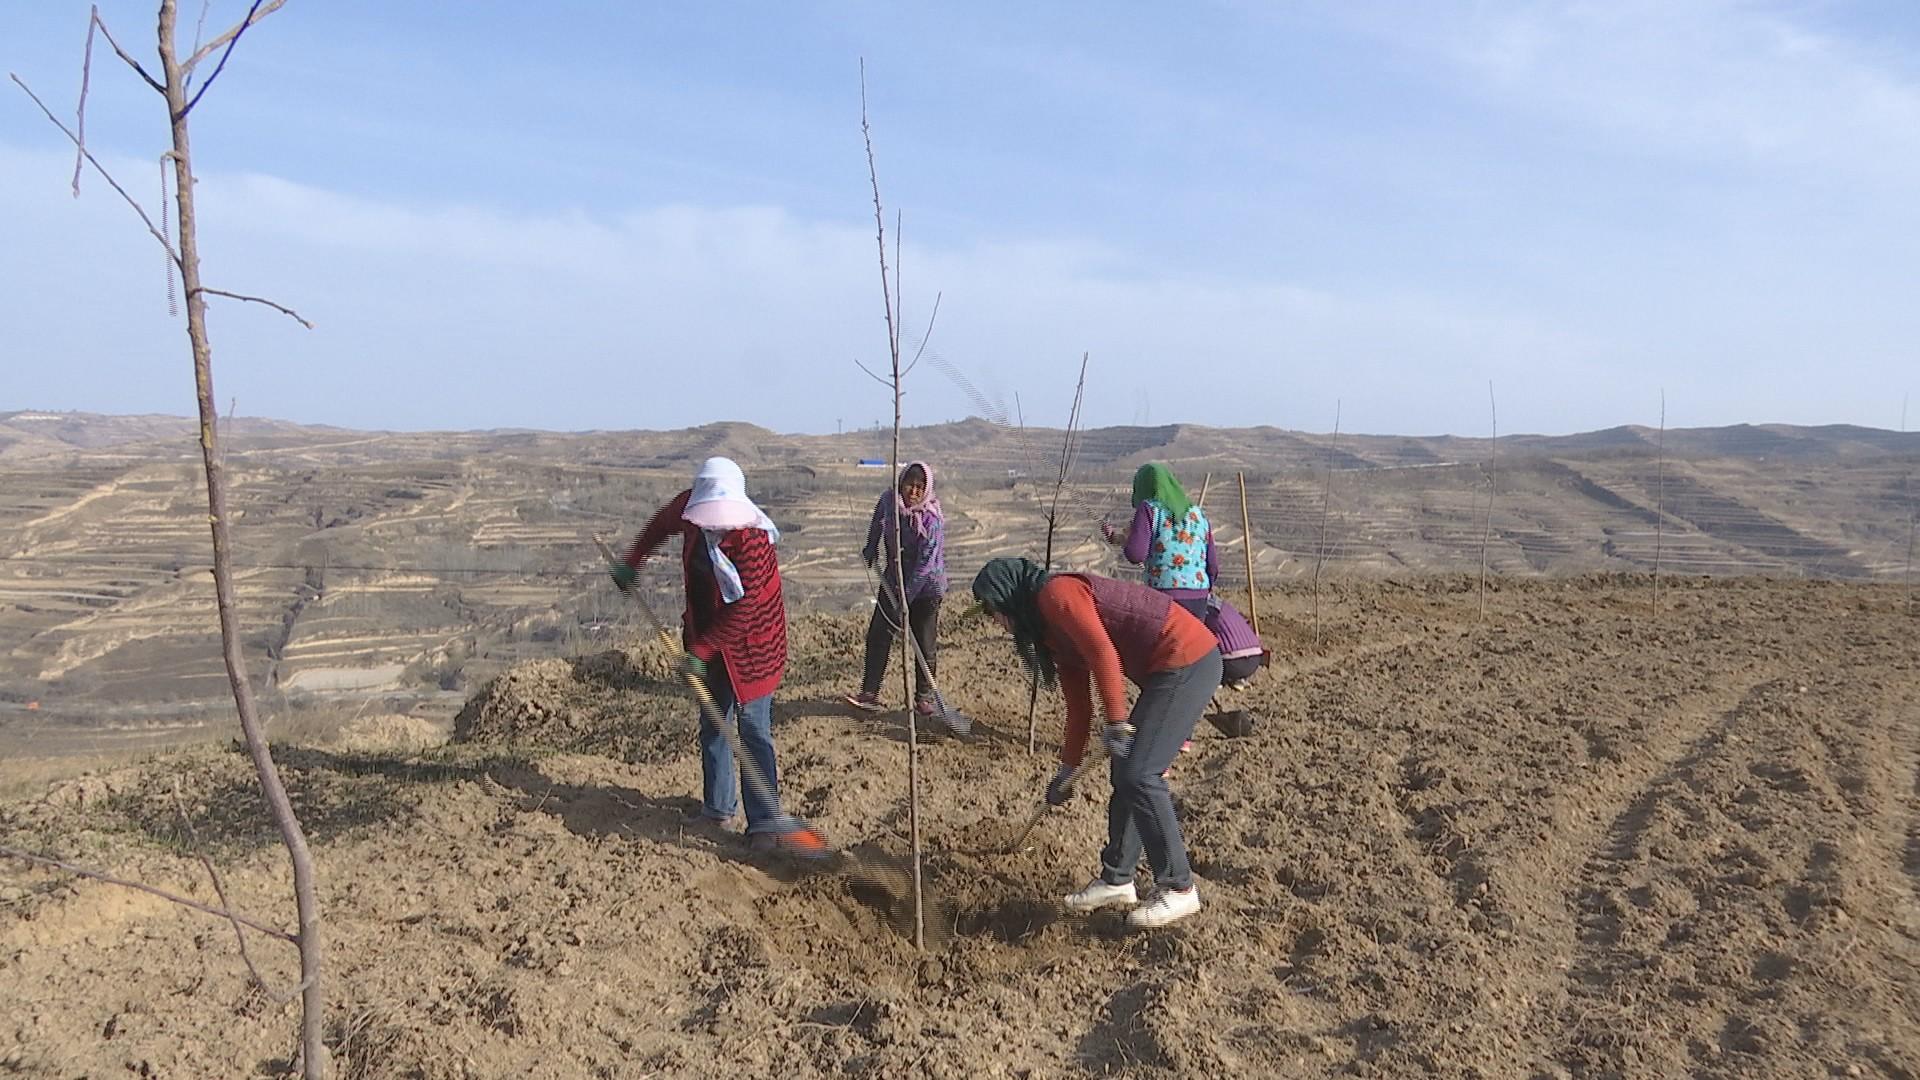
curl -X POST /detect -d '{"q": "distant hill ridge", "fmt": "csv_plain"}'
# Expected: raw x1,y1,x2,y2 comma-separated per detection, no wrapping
5,410,1917,472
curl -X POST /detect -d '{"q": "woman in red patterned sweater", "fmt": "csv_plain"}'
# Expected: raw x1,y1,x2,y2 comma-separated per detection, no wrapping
971,556,1221,930
611,457,794,851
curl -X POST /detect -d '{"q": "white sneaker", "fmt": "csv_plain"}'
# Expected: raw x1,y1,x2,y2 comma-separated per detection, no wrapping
1126,885,1202,929
1063,878,1138,913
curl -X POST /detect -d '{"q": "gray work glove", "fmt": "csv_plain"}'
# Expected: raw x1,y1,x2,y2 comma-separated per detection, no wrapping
1045,764,1077,807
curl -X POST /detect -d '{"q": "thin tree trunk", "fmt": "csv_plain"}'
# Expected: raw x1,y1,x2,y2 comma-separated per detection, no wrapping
1902,394,1913,616
1028,354,1088,754
1477,381,1496,622
1238,471,1259,636
1312,401,1339,638
1652,391,1666,619
860,65,923,950
1904,475,1915,616
158,3,323,1072
892,399,921,950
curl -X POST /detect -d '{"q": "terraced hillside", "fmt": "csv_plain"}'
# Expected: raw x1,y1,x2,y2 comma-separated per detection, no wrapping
1,411,1915,754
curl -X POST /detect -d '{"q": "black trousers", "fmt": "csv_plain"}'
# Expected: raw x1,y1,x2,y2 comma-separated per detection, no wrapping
861,589,941,699
1221,653,1262,685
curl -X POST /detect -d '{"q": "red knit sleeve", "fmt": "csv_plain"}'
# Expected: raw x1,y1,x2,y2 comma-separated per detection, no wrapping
1057,663,1095,767
625,489,692,568
685,527,780,662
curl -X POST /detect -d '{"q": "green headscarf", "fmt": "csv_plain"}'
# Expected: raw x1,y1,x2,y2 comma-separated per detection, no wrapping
970,557,1057,687
1131,463,1193,520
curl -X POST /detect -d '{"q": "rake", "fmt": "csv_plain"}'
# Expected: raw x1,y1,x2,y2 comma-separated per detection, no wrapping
993,738,1115,855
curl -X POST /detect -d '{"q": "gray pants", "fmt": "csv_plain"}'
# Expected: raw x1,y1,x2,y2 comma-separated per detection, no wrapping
1100,648,1221,892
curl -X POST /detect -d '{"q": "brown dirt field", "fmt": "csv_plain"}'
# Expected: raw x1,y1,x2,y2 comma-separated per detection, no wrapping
2,575,1917,1079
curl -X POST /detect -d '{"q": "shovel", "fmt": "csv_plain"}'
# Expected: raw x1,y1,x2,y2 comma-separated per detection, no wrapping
862,562,973,738
593,533,830,860
593,534,956,933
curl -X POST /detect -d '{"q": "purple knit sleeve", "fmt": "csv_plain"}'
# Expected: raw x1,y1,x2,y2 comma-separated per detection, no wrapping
1206,527,1220,583
1122,504,1154,564
862,494,887,565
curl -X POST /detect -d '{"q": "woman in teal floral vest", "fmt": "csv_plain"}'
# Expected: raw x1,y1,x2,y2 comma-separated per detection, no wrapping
1102,463,1219,619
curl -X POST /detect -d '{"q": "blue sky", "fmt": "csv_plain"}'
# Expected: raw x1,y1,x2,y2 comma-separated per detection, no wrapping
4,1,1918,437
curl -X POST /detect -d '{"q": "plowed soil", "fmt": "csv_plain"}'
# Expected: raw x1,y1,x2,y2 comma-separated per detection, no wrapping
3,575,1916,1079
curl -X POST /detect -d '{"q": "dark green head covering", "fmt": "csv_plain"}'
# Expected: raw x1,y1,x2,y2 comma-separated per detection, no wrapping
1131,463,1193,520
970,557,1057,687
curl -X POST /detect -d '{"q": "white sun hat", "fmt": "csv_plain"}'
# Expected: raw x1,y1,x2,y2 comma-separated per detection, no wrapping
680,458,779,603
683,457,773,531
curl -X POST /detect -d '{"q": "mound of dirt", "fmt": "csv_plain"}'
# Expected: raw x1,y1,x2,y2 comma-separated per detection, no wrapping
451,646,691,761
330,714,449,755
454,658,598,745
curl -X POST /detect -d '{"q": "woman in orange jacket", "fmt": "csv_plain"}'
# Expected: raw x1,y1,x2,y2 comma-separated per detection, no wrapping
970,556,1220,930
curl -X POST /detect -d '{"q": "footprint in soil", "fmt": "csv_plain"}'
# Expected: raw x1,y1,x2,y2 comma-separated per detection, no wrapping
799,785,832,816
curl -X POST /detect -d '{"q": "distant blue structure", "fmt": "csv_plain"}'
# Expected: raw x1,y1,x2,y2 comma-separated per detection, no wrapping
856,458,887,468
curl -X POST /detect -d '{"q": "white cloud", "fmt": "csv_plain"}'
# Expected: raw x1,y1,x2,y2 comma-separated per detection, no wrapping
3,141,1635,436
1337,1,1920,189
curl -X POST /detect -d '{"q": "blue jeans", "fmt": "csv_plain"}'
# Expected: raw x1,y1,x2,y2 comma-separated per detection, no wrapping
696,658,785,835
1100,648,1221,892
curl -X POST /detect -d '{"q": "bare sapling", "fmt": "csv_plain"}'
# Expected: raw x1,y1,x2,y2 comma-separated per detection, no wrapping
1477,381,1497,622
1905,479,1916,616
1652,390,1667,619
858,60,929,950
1028,353,1090,754
1312,401,1340,638
1043,354,1092,569
11,2,325,1073
1903,394,1914,616
1238,471,1260,636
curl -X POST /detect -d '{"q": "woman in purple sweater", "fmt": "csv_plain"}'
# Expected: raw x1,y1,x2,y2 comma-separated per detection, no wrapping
846,462,948,717
1102,463,1219,619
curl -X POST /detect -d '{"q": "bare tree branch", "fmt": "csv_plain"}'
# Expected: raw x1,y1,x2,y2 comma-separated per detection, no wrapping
195,287,315,329
901,291,942,379
73,13,94,195
894,208,904,354
187,0,214,85
182,0,285,72
859,62,899,368
92,9,165,94
171,780,276,995
178,0,266,119
11,73,183,266
162,157,179,315
0,844,296,943
852,358,893,390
